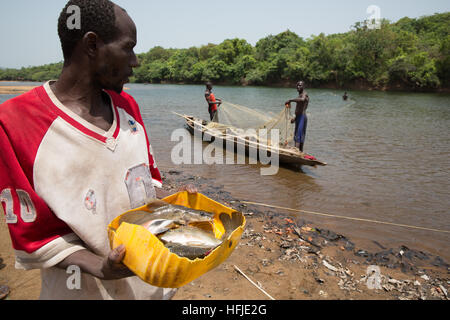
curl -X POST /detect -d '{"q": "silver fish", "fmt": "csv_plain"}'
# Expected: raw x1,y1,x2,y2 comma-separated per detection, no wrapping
129,205,213,227
159,226,222,248
165,243,215,260
116,203,222,260
141,219,180,235
119,205,214,232
151,205,214,223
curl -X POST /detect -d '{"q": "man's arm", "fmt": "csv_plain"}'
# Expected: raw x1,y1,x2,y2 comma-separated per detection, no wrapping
56,182,199,279
0,123,89,270
285,95,307,105
57,245,134,280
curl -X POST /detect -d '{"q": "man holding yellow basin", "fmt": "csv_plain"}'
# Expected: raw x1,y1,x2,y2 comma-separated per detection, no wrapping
0,0,198,300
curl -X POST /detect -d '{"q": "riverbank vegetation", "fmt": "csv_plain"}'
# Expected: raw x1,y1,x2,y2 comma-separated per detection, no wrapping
1,12,449,91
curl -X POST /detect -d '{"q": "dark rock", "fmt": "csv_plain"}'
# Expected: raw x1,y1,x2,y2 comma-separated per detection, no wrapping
432,256,449,268
280,242,292,249
294,219,306,228
237,204,248,210
372,240,387,250
355,249,370,258
315,277,324,284
414,251,429,261
373,250,394,264
307,247,320,254
316,229,342,242
0,285,9,300
399,261,416,273
401,247,429,261
355,250,374,262
344,241,355,251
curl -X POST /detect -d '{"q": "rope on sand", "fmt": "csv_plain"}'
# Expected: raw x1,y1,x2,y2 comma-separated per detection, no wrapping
233,265,276,300
241,201,450,234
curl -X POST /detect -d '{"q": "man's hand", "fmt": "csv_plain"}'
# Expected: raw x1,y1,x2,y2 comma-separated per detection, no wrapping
101,245,135,280
57,245,134,281
178,184,198,194
291,118,296,124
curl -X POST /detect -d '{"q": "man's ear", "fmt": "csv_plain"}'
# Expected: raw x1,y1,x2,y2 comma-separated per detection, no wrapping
82,32,100,58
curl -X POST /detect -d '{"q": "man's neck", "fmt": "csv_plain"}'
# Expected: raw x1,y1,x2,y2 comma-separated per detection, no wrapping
51,64,105,115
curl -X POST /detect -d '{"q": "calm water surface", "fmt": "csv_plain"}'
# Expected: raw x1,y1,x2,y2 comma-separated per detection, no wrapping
1,82,449,260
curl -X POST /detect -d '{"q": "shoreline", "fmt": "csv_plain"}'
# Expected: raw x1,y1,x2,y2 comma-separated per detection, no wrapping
0,170,448,300
1,80,449,95
0,85,39,95
134,80,450,94
0,84,130,95
165,171,449,300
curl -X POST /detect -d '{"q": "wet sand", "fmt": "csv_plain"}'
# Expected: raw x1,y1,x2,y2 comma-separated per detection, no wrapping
0,86,38,95
0,170,448,300
0,84,130,95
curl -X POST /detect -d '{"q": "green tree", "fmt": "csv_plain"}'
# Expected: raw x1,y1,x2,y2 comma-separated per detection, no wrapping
1,12,448,91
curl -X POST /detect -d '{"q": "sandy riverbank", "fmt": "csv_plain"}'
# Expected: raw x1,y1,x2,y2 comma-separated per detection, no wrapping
0,85,130,95
0,86,38,95
0,170,448,300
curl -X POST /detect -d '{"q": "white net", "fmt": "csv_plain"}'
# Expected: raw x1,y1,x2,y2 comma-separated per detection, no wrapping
209,101,295,148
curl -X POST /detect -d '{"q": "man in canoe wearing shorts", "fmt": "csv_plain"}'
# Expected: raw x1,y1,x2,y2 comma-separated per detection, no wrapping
0,0,195,300
285,81,309,152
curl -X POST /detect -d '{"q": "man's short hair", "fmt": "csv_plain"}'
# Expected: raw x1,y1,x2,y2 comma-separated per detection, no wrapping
58,0,118,60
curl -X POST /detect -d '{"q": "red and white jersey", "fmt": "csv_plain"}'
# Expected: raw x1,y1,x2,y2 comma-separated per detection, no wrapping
0,81,174,300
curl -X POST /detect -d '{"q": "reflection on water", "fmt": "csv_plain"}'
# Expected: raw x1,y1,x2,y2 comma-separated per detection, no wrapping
1,82,449,260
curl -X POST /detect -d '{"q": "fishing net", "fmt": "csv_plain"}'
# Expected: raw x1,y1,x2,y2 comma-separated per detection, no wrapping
208,101,295,148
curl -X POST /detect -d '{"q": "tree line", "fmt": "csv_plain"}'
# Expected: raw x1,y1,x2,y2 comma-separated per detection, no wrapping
1,12,449,91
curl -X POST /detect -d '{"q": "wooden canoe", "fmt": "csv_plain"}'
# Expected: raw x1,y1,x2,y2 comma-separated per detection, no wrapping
180,115,327,168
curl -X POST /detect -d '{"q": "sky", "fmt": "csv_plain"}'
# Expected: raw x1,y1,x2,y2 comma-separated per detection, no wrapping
0,0,449,69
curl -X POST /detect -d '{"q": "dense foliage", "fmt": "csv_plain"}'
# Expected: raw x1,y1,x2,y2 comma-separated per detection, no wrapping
1,12,449,90
0,62,63,82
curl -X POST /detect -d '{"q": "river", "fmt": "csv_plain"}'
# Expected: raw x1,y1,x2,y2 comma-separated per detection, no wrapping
1,82,449,261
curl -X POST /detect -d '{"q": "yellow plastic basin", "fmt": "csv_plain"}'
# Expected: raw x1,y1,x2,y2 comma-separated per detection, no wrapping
107,192,246,288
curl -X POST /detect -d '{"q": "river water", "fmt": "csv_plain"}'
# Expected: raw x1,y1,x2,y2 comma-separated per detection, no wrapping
1,82,449,261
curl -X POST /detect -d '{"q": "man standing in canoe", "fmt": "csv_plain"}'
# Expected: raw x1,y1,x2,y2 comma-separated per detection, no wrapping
205,82,222,121
0,0,196,300
285,81,309,152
